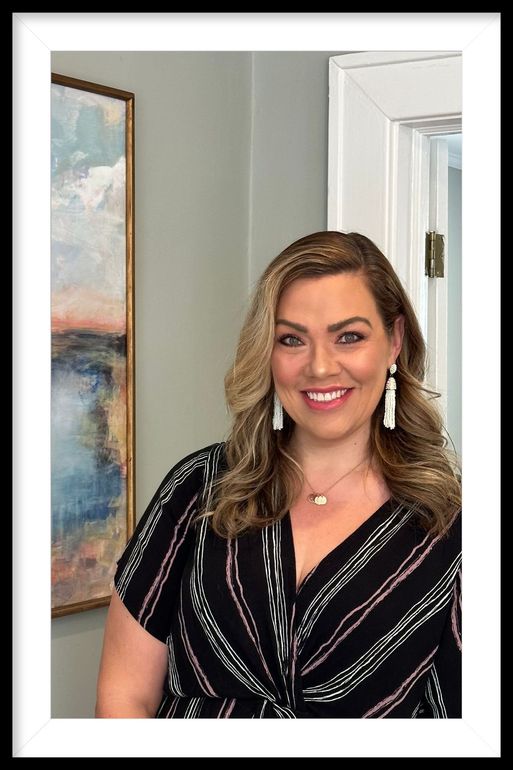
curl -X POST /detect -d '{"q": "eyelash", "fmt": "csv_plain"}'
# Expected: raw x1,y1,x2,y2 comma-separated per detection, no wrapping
278,332,364,347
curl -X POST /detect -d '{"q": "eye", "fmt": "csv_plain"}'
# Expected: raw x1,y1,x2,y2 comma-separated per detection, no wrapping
278,334,304,347
338,331,363,344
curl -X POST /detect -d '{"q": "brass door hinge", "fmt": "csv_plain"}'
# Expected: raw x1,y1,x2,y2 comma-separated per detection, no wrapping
425,231,445,278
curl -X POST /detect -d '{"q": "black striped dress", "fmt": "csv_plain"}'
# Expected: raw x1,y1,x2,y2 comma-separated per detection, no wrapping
114,442,462,718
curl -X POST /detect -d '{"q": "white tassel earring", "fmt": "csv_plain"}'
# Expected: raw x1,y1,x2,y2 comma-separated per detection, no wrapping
273,391,284,431
383,363,397,430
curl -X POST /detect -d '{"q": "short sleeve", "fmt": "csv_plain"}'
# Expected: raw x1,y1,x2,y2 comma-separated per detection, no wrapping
418,544,462,718
113,443,223,643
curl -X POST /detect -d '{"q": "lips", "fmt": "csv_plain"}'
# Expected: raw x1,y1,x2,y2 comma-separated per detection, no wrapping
305,388,347,402
301,388,353,411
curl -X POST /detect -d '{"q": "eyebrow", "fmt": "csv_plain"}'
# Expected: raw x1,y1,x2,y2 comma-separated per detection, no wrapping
276,316,373,333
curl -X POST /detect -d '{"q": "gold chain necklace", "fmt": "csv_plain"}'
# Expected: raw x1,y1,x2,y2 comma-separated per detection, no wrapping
303,457,368,506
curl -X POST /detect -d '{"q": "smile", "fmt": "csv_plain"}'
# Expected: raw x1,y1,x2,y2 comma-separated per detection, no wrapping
301,388,353,411
305,389,347,402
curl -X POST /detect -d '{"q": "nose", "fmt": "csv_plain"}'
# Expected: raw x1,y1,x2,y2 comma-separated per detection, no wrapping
306,341,340,379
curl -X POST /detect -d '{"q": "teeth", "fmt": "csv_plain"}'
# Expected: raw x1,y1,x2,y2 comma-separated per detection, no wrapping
306,389,347,402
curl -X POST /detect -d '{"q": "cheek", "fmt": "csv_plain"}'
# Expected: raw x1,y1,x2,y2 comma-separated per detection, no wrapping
352,353,388,387
271,350,299,386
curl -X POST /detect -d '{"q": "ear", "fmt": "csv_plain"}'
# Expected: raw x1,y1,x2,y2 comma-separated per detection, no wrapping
388,315,405,366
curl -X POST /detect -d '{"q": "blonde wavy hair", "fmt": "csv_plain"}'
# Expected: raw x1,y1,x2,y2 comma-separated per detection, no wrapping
203,231,461,538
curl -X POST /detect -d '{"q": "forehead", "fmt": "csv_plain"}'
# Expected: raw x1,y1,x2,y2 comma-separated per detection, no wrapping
277,273,379,316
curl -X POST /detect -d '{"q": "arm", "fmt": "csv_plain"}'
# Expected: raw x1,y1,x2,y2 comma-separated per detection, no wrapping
95,589,169,718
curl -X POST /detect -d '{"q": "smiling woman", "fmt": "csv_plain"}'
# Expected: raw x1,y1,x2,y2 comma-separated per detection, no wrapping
271,273,404,449
96,230,462,720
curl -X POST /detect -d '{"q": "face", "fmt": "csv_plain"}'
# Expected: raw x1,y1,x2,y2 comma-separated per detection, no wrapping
270,272,404,448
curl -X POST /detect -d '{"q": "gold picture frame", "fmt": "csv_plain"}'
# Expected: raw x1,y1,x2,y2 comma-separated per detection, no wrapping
51,74,135,617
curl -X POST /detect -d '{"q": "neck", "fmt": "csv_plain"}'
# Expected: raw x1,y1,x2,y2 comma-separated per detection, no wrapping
289,427,371,475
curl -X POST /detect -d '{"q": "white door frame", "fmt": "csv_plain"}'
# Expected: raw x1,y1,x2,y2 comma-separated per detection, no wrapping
328,51,462,418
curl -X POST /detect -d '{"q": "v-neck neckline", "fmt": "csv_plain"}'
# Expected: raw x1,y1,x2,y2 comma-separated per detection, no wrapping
284,498,393,595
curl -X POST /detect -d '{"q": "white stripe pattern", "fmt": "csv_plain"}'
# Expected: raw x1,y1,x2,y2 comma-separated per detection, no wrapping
114,443,462,718
304,555,461,702
425,664,448,718
187,516,275,700
297,505,414,651
116,450,211,598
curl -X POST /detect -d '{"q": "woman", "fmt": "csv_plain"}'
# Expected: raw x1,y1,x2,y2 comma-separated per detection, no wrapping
96,231,461,719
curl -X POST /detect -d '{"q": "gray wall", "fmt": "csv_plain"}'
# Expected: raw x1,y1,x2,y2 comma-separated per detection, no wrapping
447,166,462,459
51,51,341,718
249,53,337,287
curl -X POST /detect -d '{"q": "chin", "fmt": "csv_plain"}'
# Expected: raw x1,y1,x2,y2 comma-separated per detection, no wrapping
306,426,352,442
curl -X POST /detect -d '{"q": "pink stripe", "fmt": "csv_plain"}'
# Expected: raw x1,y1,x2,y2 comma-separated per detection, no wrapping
180,605,218,697
139,493,198,624
226,539,275,683
451,571,462,651
224,698,236,718
302,509,460,675
362,648,437,718
302,530,434,675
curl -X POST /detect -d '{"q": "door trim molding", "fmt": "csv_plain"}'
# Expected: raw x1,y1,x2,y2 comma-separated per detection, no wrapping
328,51,461,376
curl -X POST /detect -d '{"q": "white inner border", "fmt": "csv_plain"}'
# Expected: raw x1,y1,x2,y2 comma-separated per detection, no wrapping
12,12,500,758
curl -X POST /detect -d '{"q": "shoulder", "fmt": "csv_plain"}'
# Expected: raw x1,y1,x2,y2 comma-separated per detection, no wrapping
424,507,462,569
166,441,226,479
439,508,461,549
397,505,461,598
401,503,461,568
155,442,227,506
407,503,461,544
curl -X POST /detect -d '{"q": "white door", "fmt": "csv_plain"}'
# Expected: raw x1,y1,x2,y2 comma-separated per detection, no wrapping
328,51,461,447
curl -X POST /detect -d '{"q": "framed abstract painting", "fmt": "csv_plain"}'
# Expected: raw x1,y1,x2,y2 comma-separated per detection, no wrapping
51,74,135,617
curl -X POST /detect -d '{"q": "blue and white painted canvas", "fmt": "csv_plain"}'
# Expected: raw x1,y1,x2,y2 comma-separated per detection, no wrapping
51,77,134,614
